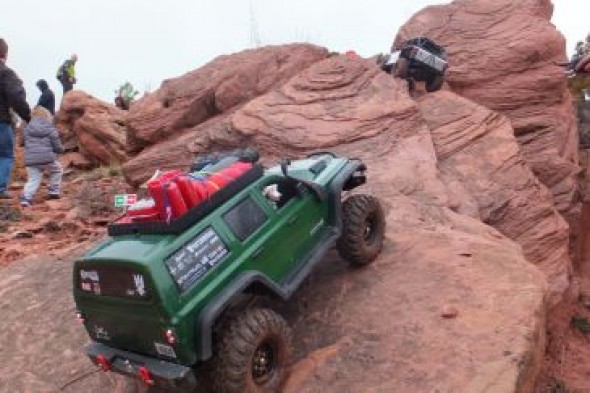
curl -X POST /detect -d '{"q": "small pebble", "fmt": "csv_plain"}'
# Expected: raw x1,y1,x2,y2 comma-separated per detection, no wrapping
11,230,33,239
441,305,459,319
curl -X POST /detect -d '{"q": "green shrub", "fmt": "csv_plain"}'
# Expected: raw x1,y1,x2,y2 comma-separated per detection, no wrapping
0,205,22,233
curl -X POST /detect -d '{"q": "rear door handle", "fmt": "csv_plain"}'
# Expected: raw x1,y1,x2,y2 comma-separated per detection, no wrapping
252,246,265,259
286,215,299,226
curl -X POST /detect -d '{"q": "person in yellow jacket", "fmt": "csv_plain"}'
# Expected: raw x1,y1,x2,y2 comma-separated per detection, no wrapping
56,53,78,94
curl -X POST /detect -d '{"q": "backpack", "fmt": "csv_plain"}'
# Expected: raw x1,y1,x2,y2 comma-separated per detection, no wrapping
56,61,68,81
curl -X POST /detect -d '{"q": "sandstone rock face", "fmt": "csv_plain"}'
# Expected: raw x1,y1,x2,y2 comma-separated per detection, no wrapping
119,55,551,391
223,56,546,392
123,53,570,302
56,91,128,167
122,113,234,186
226,56,569,302
125,44,328,153
3,55,548,393
396,0,580,222
418,91,570,302
284,220,546,393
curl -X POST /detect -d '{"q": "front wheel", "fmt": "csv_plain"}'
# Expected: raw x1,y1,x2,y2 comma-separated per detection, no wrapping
208,308,292,393
337,194,385,266
393,57,409,79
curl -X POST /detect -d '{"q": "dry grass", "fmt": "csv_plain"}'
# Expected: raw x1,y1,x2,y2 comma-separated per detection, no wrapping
0,205,22,233
82,165,122,182
73,181,120,219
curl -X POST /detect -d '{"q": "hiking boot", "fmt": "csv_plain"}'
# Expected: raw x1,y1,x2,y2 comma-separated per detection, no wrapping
47,186,61,199
19,196,32,207
0,192,11,200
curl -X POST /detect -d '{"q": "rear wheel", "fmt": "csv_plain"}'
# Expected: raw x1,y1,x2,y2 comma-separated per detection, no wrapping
209,308,292,393
425,73,445,92
337,194,385,266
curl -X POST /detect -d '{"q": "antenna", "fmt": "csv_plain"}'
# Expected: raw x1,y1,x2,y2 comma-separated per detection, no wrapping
249,1,262,47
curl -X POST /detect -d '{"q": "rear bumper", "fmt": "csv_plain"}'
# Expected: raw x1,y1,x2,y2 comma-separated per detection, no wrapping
87,342,197,390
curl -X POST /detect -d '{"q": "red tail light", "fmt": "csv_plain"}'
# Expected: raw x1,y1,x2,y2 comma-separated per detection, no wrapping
96,354,110,372
165,329,176,345
138,366,154,385
76,312,85,324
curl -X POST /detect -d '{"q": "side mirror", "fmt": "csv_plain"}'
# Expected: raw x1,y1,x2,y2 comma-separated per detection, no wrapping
280,158,291,177
278,157,326,202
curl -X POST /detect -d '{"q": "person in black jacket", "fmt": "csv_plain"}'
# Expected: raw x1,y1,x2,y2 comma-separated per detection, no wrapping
0,38,31,199
36,79,55,115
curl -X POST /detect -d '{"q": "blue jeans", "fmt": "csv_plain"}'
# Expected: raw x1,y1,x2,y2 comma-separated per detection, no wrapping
0,122,14,194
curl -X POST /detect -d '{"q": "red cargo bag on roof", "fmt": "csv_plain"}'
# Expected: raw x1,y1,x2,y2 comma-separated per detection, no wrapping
147,170,188,222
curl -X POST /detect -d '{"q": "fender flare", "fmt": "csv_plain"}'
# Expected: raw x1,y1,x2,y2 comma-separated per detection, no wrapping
195,272,286,361
327,159,366,229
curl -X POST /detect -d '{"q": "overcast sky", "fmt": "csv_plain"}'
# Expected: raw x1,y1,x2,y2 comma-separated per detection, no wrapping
1,0,586,106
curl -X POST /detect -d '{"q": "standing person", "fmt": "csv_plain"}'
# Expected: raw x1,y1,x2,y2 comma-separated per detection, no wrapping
20,106,64,207
36,79,55,115
0,38,31,199
56,53,78,94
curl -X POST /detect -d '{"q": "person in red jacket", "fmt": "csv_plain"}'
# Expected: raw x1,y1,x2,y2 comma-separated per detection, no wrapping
0,38,31,199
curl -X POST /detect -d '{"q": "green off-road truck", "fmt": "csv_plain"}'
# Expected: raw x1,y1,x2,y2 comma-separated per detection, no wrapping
73,152,385,393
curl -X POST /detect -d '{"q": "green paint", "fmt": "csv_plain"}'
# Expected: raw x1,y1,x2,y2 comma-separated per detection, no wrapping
73,153,365,371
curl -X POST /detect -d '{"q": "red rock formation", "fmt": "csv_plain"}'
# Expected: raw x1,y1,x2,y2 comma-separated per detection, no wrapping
224,55,547,393
5,55,548,393
125,44,328,153
122,113,234,186
9,20,574,393
229,55,568,298
418,91,570,301
56,91,128,167
115,31,574,388
396,0,580,224
284,222,545,393
122,52,571,302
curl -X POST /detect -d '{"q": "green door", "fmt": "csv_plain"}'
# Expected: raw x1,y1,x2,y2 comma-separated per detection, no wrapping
220,180,326,284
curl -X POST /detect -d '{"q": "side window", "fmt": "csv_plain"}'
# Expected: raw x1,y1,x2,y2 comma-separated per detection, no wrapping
261,179,299,209
223,196,268,241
